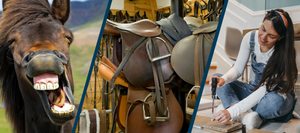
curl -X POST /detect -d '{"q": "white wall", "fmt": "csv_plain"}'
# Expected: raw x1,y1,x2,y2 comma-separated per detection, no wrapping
214,0,300,73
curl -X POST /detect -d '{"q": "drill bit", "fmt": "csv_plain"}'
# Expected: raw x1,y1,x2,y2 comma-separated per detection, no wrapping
211,78,217,114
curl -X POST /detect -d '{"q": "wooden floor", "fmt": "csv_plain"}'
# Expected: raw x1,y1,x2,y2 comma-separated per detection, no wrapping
192,95,300,133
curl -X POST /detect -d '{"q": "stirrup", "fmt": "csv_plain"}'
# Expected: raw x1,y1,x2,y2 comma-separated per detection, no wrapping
146,37,172,62
142,92,170,125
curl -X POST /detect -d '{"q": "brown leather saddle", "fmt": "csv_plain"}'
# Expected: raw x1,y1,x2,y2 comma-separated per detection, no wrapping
103,19,183,132
171,21,218,97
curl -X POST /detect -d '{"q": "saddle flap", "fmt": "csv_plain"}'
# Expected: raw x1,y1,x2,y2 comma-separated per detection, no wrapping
125,83,183,133
193,21,218,35
106,19,161,37
98,56,128,87
171,30,215,85
121,33,174,87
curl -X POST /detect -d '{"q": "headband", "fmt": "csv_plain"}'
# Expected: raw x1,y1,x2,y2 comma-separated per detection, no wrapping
267,10,288,29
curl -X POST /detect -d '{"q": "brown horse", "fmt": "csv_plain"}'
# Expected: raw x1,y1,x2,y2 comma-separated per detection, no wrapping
0,0,76,132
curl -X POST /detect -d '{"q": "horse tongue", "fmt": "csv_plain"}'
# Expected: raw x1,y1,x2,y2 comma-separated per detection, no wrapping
49,89,65,107
33,73,58,85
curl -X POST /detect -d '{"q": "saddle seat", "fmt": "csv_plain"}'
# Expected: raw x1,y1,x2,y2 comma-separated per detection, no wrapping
105,19,161,37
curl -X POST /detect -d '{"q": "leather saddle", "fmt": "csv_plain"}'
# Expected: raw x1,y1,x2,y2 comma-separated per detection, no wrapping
105,19,174,87
171,21,218,97
102,18,183,133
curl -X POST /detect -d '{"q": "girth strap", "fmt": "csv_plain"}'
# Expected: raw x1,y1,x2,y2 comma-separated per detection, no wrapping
194,33,214,97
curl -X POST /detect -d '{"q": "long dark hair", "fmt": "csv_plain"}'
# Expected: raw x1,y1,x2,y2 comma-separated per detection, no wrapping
254,9,297,93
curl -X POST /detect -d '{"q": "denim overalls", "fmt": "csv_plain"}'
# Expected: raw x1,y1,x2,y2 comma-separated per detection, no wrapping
215,30,295,121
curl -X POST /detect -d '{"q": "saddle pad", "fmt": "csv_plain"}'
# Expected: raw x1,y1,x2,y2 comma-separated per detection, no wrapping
156,13,192,46
126,84,183,133
98,56,128,87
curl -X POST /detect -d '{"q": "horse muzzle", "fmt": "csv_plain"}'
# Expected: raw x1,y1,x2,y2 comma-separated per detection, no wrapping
21,50,76,125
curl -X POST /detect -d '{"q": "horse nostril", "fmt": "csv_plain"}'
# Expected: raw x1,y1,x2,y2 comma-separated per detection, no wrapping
53,50,67,65
53,50,61,58
22,51,35,68
28,51,34,61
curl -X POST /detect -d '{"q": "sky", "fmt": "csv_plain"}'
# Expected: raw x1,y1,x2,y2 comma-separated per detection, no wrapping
0,0,88,11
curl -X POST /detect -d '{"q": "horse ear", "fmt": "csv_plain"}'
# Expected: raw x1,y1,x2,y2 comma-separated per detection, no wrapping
2,0,9,10
51,0,70,25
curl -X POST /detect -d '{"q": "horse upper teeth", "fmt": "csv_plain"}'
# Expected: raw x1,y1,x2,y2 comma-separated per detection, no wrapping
40,83,46,90
47,82,54,90
34,83,40,90
34,82,59,90
54,83,59,89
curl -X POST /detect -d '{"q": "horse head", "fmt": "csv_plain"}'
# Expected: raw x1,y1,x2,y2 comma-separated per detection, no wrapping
0,0,75,132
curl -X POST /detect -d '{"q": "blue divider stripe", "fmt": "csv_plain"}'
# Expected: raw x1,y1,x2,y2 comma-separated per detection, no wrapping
71,0,112,132
187,0,229,132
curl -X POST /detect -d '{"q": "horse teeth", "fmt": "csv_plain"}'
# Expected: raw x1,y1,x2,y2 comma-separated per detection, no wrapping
40,83,46,90
47,82,53,90
54,83,59,89
51,104,75,116
34,83,40,90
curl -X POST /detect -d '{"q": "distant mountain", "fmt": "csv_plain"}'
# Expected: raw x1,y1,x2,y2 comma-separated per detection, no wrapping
0,0,106,28
66,0,108,28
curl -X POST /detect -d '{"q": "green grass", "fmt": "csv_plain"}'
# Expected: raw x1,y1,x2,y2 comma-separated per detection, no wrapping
0,109,12,133
80,17,103,30
70,45,96,104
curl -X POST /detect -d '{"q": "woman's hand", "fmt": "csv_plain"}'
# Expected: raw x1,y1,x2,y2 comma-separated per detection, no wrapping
209,76,225,91
211,110,231,123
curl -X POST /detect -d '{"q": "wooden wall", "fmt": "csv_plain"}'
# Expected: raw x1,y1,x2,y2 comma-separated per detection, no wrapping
110,0,156,21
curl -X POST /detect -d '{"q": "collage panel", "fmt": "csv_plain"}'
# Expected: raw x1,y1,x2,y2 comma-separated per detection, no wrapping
77,0,225,133
192,0,300,133
0,0,110,132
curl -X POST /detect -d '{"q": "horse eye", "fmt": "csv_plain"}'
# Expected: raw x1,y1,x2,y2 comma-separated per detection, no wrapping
7,39,16,45
64,36,73,44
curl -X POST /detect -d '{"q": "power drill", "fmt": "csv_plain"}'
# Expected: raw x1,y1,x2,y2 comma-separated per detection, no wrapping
211,77,217,114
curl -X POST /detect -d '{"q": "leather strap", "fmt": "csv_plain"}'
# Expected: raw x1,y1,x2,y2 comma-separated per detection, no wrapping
148,37,168,116
125,99,147,133
109,36,147,94
125,92,157,133
194,35,201,97
88,110,97,133
100,109,107,133
110,104,118,133
194,33,213,98
194,1,200,17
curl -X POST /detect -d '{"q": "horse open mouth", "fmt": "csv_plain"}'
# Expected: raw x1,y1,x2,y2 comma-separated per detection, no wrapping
28,72,75,117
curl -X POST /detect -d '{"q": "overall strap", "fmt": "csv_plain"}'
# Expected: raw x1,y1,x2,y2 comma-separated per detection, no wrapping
249,30,256,51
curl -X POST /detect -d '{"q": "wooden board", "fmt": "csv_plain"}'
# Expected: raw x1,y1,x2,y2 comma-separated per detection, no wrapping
194,115,242,132
247,129,274,133
202,128,274,133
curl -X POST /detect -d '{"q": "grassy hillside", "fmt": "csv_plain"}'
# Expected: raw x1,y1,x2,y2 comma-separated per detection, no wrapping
70,45,97,104
0,109,12,133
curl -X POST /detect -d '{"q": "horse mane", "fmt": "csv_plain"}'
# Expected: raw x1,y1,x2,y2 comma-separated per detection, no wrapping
0,0,53,132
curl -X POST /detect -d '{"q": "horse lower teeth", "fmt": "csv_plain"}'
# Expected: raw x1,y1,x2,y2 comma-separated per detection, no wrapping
51,105,75,116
